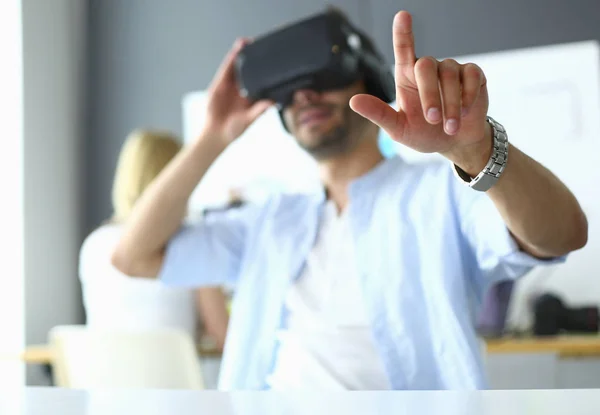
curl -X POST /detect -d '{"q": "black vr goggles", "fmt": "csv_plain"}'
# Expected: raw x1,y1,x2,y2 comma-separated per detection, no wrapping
235,10,395,128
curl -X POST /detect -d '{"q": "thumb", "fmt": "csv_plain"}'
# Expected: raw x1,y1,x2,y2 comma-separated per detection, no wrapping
349,94,406,140
245,99,274,124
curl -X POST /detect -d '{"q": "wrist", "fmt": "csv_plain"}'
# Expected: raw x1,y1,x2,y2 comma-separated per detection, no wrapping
442,121,493,177
188,129,229,165
194,128,230,153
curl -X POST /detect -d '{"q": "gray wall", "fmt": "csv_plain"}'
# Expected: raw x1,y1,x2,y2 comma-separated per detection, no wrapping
85,0,367,231
85,0,600,232
22,0,88,384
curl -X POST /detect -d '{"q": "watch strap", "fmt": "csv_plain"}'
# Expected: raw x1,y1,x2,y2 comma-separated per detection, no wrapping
453,116,509,192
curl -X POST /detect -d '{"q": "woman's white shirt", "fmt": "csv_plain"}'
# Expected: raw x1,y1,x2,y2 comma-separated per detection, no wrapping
78,224,197,337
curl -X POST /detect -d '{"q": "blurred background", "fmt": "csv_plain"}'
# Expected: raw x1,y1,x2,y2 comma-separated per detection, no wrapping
1,0,600,391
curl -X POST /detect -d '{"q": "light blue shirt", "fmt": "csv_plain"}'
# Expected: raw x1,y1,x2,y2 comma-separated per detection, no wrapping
160,156,563,390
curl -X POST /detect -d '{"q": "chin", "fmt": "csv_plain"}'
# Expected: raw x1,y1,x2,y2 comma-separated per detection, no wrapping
294,122,352,159
297,131,334,150
298,134,328,150
297,121,338,142
301,136,353,161
307,142,351,161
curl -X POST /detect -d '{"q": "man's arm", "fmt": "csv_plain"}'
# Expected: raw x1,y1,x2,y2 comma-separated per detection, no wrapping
445,123,588,259
349,11,587,259
112,38,272,278
111,135,227,278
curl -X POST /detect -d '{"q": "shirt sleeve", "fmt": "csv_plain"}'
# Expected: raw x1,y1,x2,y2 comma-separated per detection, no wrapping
158,204,259,288
450,167,567,288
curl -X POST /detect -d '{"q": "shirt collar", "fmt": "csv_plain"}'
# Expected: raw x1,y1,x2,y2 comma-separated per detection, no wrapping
348,155,404,197
310,155,405,206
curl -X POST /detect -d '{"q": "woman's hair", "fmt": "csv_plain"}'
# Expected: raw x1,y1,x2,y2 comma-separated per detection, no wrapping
111,129,182,222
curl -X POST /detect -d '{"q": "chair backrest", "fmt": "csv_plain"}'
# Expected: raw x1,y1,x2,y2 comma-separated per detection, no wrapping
49,325,204,390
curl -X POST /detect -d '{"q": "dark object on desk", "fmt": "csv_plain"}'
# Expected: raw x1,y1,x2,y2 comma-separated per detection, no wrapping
533,293,599,336
202,200,246,217
235,8,395,111
477,280,515,338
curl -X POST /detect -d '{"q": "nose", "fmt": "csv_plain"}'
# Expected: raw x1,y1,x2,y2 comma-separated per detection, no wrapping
292,88,321,106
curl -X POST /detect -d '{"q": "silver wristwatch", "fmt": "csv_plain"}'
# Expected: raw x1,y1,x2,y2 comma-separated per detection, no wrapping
453,116,509,192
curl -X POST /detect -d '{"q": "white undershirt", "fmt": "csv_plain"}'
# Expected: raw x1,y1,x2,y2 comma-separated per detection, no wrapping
267,201,390,390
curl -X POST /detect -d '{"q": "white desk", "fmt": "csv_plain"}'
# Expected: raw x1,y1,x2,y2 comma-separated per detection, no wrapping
1,387,600,414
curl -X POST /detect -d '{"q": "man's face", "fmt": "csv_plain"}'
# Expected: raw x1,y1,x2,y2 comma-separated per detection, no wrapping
282,80,369,160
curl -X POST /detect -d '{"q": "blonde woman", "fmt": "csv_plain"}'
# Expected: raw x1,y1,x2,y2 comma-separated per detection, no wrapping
78,130,229,350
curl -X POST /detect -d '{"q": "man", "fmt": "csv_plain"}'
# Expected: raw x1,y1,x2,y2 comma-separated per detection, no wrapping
112,11,587,390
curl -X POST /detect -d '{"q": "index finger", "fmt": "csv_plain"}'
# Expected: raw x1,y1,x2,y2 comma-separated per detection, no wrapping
393,11,416,82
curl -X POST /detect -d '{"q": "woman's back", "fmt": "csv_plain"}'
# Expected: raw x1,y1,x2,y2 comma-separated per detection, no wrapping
79,223,197,337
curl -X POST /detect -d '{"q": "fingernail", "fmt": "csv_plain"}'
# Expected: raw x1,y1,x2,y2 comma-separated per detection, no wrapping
445,119,458,134
427,107,441,122
461,107,468,117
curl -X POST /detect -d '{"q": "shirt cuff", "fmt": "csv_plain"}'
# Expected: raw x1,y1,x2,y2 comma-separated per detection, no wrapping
158,226,203,287
492,226,567,280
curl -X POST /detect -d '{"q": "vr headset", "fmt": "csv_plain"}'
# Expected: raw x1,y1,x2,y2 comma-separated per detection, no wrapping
235,9,395,127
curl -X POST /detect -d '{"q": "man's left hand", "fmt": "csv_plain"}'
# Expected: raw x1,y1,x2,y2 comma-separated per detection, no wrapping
350,10,491,171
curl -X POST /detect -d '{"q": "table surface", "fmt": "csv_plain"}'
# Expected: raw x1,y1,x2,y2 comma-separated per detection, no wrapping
21,334,600,365
485,334,600,356
19,341,222,364
1,387,600,414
